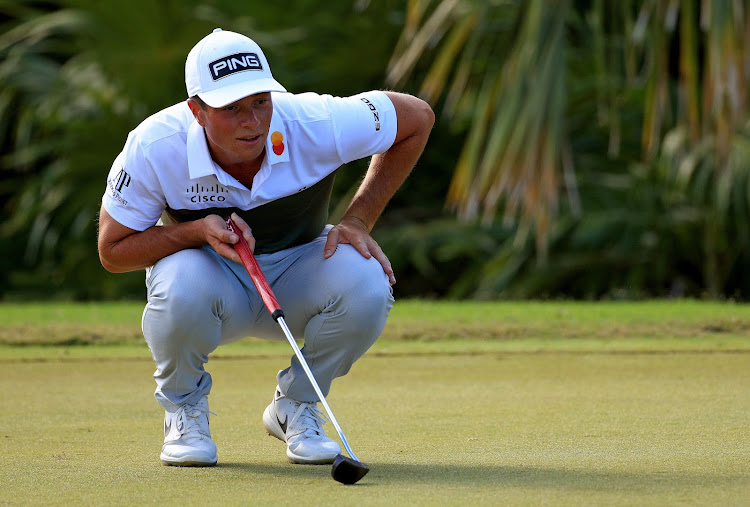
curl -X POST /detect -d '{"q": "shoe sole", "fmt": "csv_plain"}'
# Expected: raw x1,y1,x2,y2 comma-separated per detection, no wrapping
262,404,337,465
161,459,218,467
284,453,336,465
160,454,218,467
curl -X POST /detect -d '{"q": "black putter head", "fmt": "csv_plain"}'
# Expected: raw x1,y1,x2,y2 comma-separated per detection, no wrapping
331,454,369,484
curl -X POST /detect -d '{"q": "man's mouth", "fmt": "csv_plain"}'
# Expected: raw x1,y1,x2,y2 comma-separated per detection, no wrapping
238,135,261,142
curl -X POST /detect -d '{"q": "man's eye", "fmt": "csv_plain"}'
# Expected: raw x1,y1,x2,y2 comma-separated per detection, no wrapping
224,106,237,112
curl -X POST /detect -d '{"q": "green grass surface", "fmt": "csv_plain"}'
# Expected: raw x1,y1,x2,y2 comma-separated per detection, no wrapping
2,299,750,359
1,301,749,505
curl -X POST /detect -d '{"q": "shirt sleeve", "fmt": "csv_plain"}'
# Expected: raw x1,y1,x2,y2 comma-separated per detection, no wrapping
101,134,167,231
325,91,398,164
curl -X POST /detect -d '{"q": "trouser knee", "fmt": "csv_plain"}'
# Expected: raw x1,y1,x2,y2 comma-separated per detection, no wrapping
336,280,393,354
280,252,394,401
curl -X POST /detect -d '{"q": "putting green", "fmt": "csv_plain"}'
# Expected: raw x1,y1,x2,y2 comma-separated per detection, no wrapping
1,351,748,505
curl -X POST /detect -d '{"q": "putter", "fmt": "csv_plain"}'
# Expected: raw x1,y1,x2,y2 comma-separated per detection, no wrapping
226,217,370,485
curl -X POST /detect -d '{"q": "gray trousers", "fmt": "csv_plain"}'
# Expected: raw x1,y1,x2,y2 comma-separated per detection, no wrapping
142,226,394,412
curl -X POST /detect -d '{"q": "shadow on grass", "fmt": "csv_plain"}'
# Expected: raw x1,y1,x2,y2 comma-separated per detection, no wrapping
216,461,746,492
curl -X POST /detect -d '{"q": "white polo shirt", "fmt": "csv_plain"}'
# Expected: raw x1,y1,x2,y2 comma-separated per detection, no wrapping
102,91,397,253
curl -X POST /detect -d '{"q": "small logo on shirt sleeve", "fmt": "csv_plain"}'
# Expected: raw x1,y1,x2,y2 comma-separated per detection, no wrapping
107,168,131,205
115,169,131,192
360,97,381,132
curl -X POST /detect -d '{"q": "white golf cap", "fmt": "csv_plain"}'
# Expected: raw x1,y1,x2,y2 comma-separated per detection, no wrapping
185,28,286,108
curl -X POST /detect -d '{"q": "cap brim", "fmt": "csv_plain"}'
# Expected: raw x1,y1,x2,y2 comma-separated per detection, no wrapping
198,78,287,108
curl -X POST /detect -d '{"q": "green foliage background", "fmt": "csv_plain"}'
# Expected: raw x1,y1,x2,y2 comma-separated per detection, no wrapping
2,0,750,301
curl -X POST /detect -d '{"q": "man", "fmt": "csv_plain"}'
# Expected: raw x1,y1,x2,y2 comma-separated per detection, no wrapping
97,28,434,467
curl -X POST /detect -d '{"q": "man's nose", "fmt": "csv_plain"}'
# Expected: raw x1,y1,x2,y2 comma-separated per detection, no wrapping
239,109,260,128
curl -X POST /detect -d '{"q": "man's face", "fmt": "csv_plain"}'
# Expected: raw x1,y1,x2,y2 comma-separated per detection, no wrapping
189,92,273,169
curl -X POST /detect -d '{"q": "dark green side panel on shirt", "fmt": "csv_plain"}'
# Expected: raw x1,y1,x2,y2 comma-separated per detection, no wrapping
165,172,336,254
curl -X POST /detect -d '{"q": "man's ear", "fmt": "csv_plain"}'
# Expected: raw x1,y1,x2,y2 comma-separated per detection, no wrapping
187,98,205,126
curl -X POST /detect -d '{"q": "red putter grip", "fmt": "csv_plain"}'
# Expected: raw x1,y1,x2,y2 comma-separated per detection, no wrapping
225,217,284,320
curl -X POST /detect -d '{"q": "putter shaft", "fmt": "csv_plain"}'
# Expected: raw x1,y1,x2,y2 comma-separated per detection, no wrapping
226,217,361,463
275,316,359,462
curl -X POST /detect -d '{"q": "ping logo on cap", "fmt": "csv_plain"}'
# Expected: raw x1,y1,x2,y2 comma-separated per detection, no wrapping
209,52,262,80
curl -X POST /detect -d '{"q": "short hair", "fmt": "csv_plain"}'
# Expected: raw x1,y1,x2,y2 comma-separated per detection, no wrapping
190,95,207,110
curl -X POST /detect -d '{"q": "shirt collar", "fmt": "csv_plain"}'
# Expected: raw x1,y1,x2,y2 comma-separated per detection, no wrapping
187,119,220,179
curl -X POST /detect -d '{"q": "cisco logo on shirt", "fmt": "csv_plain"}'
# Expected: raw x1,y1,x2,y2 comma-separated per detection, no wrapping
187,183,229,203
209,53,262,80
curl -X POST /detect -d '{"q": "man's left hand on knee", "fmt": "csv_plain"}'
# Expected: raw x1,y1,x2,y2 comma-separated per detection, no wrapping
323,217,395,285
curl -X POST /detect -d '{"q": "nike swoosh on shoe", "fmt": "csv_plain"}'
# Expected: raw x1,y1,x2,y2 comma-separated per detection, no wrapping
277,415,288,434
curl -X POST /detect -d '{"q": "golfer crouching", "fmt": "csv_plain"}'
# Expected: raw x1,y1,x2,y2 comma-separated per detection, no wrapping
97,28,434,466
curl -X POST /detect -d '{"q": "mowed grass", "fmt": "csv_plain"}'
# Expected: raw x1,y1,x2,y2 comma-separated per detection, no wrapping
1,300,749,505
2,299,750,358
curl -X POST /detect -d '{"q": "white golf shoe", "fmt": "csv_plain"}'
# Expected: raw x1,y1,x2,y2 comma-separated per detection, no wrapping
262,386,341,464
160,395,218,466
